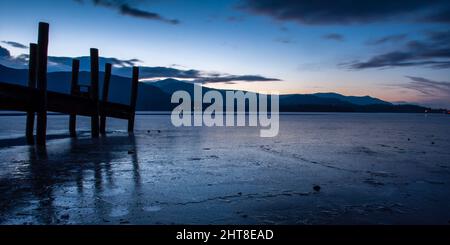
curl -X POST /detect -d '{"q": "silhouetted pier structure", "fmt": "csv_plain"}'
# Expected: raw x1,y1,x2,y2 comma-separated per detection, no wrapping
0,22,140,145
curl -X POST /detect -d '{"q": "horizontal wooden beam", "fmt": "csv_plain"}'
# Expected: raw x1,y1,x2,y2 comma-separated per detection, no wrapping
0,81,132,119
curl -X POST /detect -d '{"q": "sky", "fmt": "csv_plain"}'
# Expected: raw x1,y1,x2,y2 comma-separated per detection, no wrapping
0,0,449,108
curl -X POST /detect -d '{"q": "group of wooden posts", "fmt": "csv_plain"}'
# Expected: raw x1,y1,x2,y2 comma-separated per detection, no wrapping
0,22,140,146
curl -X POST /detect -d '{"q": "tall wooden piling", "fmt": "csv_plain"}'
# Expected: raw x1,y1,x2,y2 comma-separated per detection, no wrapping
128,66,139,133
69,59,80,137
36,22,49,146
100,63,112,135
91,48,99,138
90,48,100,138
25,43,37,144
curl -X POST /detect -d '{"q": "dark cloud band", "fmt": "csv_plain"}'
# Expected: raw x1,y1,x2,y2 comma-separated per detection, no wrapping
239,0,450,25
322,33,344,41
1,41,28,49
78,0,180,24
0,45,279,84
343,31,450,69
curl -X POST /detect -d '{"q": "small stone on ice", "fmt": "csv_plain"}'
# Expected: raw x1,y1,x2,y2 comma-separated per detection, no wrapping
128,150,135,154
313,185,321,192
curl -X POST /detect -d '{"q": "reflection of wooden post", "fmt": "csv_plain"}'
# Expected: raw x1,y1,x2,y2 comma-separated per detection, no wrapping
69,59,80,137
90,48,99,138
128,66,139,133
36,22,49,146
26,43,37,145
100,63,112,135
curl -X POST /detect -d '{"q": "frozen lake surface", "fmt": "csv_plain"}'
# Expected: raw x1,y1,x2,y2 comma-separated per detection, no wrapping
0,113,449,224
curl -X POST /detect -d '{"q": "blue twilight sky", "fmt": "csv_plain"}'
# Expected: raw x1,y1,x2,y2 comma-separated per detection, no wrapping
0,0,449,108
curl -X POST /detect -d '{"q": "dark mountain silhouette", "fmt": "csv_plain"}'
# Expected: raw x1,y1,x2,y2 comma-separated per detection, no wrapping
312,92,391,106
0,64,443,113
149,77,437,112
151,78,196,95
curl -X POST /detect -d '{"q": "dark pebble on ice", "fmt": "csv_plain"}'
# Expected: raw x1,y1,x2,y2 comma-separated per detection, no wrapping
147,130,150,133
238,192,242,196
313,185,321,192
128,150,135,154
407,138,410,141
431,142,435,145
157,130,161,133
60,214,69,220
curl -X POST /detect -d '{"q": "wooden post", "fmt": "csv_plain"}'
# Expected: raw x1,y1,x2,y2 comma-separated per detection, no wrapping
128,66,139,133
25,43,37,145
100,63,112,135
36,22,49,146
69,59,80,137
90,48,100,138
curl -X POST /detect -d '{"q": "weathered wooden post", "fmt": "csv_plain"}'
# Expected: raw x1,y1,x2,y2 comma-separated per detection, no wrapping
36,22,49,146
90,48,100,138
100,63,112,135
128,66,139,133
25,43,37,144
69,59,80,137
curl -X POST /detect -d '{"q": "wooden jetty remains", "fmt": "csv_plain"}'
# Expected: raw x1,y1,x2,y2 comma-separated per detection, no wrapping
0,22,140,145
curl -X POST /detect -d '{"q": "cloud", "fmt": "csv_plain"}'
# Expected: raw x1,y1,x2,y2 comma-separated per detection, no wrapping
198,75,281,83
239,0,450,25
0,44,142,70
322,33,344,41
119,66,202,79
404,76,450,95
0,45,280,84
343,30,450,69
227,16,246,22
0,45,29,68
107,66,281,84
119,67,280,83
46,55,142,70
77,0,180,24
366,34,408,45
119,4,180,24
0,46,11,57
426,30,450,44
274,37,295,44
1,41,28,49
421,7,450,23
399,76,450,108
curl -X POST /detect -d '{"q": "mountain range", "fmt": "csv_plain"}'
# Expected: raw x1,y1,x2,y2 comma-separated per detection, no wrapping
0,64,441,113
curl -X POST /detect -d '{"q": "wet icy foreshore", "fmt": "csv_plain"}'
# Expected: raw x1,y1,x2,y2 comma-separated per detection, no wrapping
0,113,449,224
